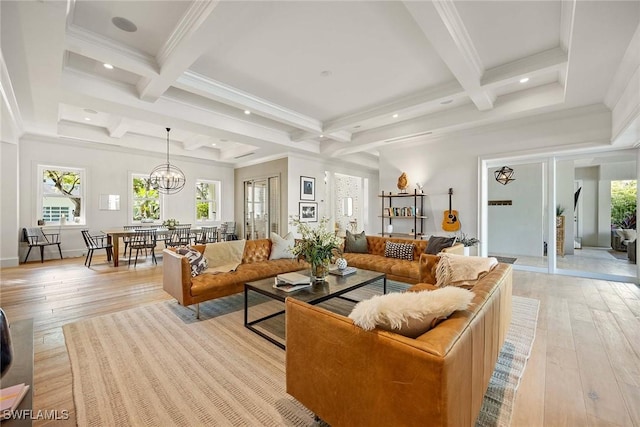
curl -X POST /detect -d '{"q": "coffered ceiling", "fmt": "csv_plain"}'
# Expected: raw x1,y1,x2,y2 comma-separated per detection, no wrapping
1,0,638,167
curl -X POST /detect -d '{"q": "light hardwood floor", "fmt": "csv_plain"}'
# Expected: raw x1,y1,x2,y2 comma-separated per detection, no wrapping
1,254,640,426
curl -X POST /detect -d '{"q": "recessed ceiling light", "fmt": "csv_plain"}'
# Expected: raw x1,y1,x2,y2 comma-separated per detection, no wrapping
244,110,251,115
112,17,137,33
84,117,91,121
320,70,332,77
440,99,453,105
103,63,114,70
83,108,98,114
320,134,324,138
519,77,530,83
392,114,399,118
211,143,217,146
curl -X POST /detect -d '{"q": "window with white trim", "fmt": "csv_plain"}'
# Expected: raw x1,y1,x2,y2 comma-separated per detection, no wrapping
131,173,161,223
38,165,85,225
195,180,220,222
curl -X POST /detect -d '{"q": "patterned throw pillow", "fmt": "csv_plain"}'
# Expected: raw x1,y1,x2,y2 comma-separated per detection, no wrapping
176,246,208,277
384,241,414,260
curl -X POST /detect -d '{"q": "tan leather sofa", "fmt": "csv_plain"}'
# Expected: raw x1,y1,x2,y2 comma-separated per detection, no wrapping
162,239,308,316
342,235,464,284
286,260,512,427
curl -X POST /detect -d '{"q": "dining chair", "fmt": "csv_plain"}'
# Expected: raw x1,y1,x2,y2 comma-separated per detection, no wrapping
165,227,191,247
217,223,228,242
223,222,237,241
128,229,157,267
22,227,63,263
80,230,113,267
196,226,218,244
122,225,141,257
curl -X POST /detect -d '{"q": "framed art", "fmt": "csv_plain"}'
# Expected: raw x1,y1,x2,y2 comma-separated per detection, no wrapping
300,176,315,201
299,202,318,222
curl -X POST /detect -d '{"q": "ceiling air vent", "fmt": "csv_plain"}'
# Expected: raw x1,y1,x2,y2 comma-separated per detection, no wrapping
383,131,432,144
234,152,255,159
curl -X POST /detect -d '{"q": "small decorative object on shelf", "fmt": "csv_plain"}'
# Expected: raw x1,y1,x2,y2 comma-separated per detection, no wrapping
162,218,179,230
335,257,348,270
397,172,408,194
290,216,342,282
415,182,424,193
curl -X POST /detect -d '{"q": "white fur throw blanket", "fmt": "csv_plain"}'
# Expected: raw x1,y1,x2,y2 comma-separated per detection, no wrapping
203,240,246,273
435,253,498,287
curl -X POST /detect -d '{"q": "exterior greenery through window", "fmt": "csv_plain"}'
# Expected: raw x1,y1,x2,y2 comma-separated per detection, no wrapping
196,180,220,222
39,165,84,224
132,174,160,222
611,180,637,229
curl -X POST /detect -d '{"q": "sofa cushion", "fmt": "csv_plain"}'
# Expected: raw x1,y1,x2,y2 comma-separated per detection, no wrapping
269,232,295,260
175,246,208,277
345,230,368,253
348,286,474,338
384,241,414,260
425,236,457,255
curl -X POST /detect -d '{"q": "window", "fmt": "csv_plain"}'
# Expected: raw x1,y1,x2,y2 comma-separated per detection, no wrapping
195,180,220,222
131,173,161,223
38,165,85,225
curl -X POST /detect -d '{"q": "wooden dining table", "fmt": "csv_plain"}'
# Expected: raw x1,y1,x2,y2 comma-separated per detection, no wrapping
102,227,202,267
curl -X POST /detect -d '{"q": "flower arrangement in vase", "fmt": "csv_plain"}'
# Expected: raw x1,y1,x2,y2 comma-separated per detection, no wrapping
290,216,342,281
162,218,179,230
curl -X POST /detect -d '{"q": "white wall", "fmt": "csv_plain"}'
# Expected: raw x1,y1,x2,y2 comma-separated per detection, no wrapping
575,166,600,247
557,160,575,255
16,135,234,261
378,106,613,249
1,141,20,266
287,154,378,236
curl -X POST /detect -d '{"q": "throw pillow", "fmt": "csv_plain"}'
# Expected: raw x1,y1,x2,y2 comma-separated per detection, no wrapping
175,246,208,277
425,236,457,255
269,232,296,260
384,241,414,260
344,230,368,253
348,287,474,338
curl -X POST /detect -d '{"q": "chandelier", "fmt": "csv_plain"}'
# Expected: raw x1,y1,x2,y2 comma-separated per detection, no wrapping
149,128,185,194
494,166,515,185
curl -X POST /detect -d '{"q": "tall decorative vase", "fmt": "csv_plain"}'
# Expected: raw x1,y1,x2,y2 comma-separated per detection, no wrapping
463,246,470,256
0,308,13,378
311,259,330,282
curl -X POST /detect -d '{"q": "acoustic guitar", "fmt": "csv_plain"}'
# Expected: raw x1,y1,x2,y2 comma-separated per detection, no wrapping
442,188,460,232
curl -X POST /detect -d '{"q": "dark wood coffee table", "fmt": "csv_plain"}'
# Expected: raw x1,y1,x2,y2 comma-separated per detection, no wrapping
244,269,386,349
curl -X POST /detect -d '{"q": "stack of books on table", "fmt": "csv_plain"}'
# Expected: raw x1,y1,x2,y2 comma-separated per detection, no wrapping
329,266,357,276
273,272,312,292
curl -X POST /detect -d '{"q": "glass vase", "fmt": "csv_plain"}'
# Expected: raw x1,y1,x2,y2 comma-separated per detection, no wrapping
311,259,330,282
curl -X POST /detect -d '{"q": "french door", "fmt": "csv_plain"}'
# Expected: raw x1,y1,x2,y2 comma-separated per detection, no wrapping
244,176,279,240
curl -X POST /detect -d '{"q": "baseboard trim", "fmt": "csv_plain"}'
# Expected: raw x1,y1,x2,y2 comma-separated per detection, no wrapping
0,258,19,268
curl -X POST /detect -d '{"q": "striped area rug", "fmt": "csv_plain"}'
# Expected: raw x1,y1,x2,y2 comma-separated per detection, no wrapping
63,282,538,426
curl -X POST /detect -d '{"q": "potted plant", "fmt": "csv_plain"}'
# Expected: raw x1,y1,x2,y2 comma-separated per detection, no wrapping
289,216,342,281
162,218,179,230
457,232,479,256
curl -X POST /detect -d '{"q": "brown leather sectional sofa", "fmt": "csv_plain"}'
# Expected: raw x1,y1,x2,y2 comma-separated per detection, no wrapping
162,239,308,316
343,235,464,283
286,260,513,427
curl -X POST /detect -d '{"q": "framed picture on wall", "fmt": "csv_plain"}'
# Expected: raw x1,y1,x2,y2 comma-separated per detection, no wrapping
300,176,315,201
299,202,318,222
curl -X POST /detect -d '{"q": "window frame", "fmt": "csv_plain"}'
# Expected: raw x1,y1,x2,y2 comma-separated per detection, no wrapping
195,179,221,223
129,172,163,225
37,164,86,227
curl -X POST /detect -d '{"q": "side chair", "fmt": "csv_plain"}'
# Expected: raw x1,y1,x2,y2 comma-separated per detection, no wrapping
80,229,114,267
128,229,157,267
22,227,63,263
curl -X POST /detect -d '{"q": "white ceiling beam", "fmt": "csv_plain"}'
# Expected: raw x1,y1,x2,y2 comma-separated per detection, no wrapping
481,48,568,88
65,25,158,79
107,117,131,138
289,129,352,143
403,0,494,111
136,1,222,102
60,69,321,155
322,83,565,157
175,72,324,134
323,81,464,134
559,0,577,89
0,51,24,140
